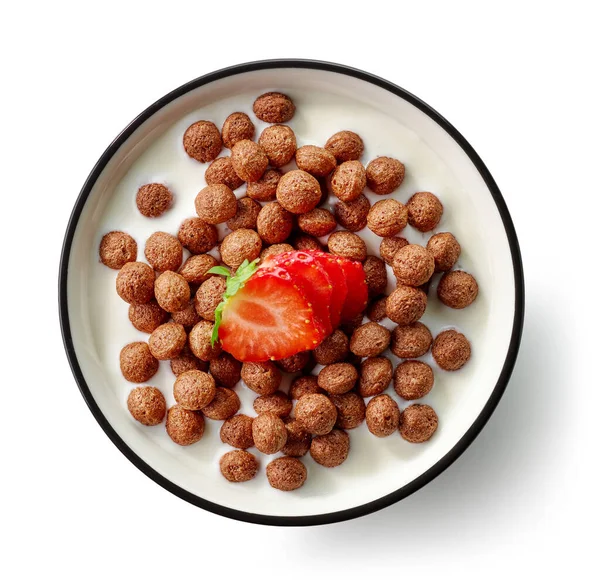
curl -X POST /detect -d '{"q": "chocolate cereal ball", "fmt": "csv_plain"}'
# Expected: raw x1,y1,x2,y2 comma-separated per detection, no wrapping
366,157,405,194
231,140,269,183
386,285,427,325
276,351,311,373
252,413,288,454
127,386,166,426
253,92,295,123
295,394,337,435
226,197,261,231
367,296,388,322
220,414,254,449
120,342,158,383
363,255,388,297
173,352,201,378
256,202,294,244
209,353,242,388
189,320,222,361
318,363,358,395
183,120,222,163
340,312,366,337
314,330,349,365
220,229,262,269
290,375,321,400
246,168,281,202
400,404,438,443
170,300,201,330
350,322,391,357
367,199,408,237
391,322,433,359
173,369,216,410
116,262,155,305
100,231,137,269
432,329,471,371
330,392,366,430
241,361,282,396
393,244,435,287
358,356,393,398
260,243,294,261
267,457,307,491
170,346,207,376
380,236,409,265
201,387,240,420
276,170,321,214
298,208,337,237
437,271,479,309
221,112,255,149
178,218,218,255
334,194,370,232
295,145,337,177
292,234,323,251
204,157,244,191
310,429,350,467
325,130,364,163
148,322,186,360
136,183,173,217
144,231,183,272
154,270,190,312
331,160,367,203
327,231,367,262
292,231,323,251
281,419,312,457
220,450,258,482
406,192,443,232
394,360,434,401
366,395,400,437
254,391,293,418
426,232,461,272
128,300,168,333
195,184,237,225
166,405,205,445
258,125,297,168
179,254,218,285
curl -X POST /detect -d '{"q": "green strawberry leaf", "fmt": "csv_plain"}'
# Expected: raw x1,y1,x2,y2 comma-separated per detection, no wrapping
207,258,260,346
207,265,232,278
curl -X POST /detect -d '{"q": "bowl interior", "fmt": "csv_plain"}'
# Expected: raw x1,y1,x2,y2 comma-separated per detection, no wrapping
64,65,517,522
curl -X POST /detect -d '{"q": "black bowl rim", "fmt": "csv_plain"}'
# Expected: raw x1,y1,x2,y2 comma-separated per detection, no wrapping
59,58,525,527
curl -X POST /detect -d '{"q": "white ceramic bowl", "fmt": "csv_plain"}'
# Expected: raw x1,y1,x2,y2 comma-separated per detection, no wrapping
59,60,524,526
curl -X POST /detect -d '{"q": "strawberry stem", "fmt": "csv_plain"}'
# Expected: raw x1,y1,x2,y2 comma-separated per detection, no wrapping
207,258,260,346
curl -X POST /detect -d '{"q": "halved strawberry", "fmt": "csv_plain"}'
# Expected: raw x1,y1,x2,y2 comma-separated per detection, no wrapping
337,258,368,323
262,250,334,335
219,266,326,362
303,250,348,329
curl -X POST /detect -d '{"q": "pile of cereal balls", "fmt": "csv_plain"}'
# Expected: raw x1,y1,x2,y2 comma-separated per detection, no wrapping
99,90,479,492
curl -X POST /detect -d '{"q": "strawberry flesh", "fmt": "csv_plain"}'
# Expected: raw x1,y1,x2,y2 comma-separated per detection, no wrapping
303,251,348,329
219,266,326,362
337,258,368,323
262,250,334,335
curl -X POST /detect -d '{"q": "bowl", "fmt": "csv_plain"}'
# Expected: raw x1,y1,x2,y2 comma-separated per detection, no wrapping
59,59,524,526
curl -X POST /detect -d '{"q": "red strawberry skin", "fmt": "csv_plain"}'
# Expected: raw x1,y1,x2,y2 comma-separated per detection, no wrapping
337,258,368,323
262,250,334,335
303,251,348,329
219,266,326,362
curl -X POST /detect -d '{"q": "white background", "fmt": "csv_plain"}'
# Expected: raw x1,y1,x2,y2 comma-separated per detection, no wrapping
1,1,598,582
